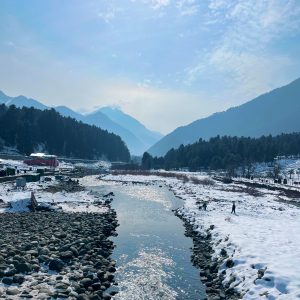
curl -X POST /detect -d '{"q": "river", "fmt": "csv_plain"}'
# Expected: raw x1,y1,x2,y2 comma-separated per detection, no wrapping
92,180,206,300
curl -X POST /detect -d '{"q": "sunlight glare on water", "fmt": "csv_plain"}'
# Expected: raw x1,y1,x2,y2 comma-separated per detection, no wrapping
121,184,172,210
114,248,178,300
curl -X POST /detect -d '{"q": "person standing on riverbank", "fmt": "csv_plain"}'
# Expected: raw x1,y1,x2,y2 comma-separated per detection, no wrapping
231,201,236,214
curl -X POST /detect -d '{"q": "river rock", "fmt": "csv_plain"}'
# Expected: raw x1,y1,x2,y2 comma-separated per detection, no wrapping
49,259,64,271
16,262,32,273
2,277,13,285
225,259,234,268
6,287,20,295
80,278,93,288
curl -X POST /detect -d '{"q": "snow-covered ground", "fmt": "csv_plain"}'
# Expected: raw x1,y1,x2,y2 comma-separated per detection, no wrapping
0,175,108,214
104,173,300,300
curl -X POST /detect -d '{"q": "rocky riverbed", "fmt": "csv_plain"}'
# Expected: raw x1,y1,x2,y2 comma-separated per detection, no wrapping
174,209,241,300
0,210,118,299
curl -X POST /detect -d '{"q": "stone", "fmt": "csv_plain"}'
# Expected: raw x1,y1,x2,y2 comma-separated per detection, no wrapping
16,262,32,273
5,268,16,276
2,277,13,285
92,282,101,291
225,259,234,268
80,278,93,288
6,288,20,295
49,259,64,272
13,274,25,284
220,248,227,257
60,251,73,259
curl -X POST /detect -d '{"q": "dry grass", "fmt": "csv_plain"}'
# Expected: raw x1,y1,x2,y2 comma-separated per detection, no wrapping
111,170,215,185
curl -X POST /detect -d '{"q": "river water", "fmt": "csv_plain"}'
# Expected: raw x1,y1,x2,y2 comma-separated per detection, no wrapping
92,181,206,300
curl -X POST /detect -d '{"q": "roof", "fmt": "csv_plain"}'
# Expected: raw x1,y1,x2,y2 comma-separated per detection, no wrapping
29,153,57,158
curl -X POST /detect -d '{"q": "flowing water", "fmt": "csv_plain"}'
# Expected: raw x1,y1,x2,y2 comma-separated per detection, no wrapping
92,181,206,300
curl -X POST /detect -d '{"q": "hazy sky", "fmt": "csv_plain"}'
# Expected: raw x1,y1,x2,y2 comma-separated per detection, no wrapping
1,0,300,134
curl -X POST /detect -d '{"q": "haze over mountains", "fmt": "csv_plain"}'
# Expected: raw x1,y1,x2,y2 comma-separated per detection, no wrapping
148,77,300,157
0,91,163,156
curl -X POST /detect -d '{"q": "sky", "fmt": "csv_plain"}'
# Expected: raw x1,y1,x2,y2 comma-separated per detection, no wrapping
0,0,300,134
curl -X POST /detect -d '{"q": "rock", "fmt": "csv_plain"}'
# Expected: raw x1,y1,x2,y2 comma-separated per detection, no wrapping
16,262,32,274
92,282,101,291
80,278,93,288
77,293,90,300
13,274,25,284
2,277,13,285
106,273,114,282
39,247,50,255
4,268,16,276
26,250,39,257
49,259,64,272
97,271,105,279
220,248,227,257
108,266,116,273
225,259,234,268
60,251,73,259
6,288,20,295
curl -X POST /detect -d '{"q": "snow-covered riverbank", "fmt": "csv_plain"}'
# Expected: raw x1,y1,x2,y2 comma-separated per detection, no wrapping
103,173,300,300
0,175,109,214
0,175,119,299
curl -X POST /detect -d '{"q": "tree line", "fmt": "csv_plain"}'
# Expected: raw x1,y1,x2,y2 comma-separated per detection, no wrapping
142,133,300,171
0,104,130,161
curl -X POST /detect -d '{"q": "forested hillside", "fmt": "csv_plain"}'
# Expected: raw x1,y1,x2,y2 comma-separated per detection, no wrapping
142,133,300,171
148,78,300,157
0,104,130,161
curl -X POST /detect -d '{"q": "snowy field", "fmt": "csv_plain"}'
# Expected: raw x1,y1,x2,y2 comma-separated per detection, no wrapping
104,173,300,300
0,175,108,214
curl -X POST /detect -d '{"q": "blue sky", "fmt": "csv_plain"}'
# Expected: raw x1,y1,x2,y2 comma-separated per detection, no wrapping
0,0,300,133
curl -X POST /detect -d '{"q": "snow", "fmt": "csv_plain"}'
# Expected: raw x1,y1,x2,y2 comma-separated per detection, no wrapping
103,173,300,300
0,175,108,214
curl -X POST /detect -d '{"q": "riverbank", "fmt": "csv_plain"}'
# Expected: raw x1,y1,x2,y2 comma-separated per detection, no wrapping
103,173,300,300
0,173,119,299
0,211,118,299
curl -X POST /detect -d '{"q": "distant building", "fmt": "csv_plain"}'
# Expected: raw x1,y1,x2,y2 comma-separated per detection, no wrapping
24,153,59,167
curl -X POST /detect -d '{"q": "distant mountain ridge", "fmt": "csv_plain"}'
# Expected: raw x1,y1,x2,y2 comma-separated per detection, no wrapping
148,77,300,157
0,91,163,155
99,106,162,149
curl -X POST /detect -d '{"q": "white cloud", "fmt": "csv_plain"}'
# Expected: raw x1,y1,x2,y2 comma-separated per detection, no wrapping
176,0,199,16
151,0,170,10
185,0,300,104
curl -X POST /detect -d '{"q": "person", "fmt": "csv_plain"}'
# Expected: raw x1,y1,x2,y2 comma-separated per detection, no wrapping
231,201,236,214
202,202,207,211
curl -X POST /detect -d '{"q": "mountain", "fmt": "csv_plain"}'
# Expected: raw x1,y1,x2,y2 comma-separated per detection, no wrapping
99,106,163,150
54,105,85,122
0,90,162,155
53,105,145,154
84,110,146,155
148,77,300,157
0,92,48,110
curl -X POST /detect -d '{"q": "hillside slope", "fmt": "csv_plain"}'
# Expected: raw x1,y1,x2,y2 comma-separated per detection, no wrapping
99,106,162,150
0,105,130,161
148,78,300,156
